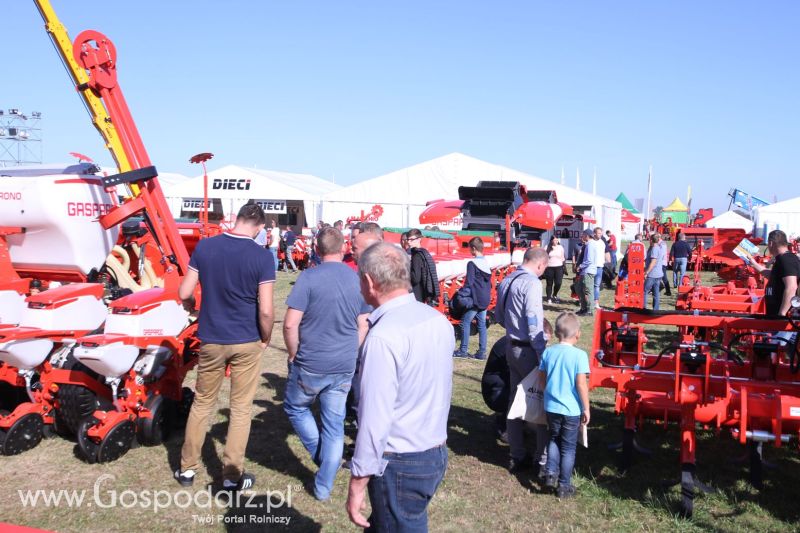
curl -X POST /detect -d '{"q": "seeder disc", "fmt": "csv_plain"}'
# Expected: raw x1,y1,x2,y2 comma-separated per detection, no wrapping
0,413,44,455
97,420,136,463
77,416,101,464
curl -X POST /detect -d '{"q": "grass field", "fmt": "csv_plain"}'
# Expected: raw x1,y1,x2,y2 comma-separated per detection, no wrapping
1,269,798,532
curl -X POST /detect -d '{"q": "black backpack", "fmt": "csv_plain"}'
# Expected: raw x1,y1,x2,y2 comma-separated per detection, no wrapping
448,287,474,320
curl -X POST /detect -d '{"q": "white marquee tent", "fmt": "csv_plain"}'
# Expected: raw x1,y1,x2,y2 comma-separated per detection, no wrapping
753,196,800,239
319,152,621,233
705,210,754,233
163,164,340,228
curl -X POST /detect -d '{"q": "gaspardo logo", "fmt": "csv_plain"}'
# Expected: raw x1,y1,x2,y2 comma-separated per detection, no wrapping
16,474,296,525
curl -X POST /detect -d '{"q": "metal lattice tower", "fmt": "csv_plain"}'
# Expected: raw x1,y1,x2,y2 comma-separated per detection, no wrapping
0,108,42,166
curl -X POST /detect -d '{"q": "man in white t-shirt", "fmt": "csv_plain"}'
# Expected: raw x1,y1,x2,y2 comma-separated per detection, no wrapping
267,219,281,270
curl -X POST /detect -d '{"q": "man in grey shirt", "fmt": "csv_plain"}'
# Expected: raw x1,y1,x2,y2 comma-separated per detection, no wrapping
283,227,370,501
658,236,671,296
346,243,453,532
493,247,549,474
644,234,665,310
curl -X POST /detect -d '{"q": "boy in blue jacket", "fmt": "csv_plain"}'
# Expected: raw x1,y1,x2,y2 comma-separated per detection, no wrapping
454,237,492,359
538,311,590,498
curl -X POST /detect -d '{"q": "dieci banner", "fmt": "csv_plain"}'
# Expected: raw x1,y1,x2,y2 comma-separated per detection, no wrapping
182,198,204,212
183,198,287,214
254,200,287,214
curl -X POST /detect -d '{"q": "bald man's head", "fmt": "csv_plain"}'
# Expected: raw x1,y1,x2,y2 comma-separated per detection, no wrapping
353,231,382,264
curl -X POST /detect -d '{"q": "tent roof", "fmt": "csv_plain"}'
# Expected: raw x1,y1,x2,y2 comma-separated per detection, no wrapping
754,195,800,213
615,192,639,213
621,208,640,222
706,210,753,230
164,164,340,200
322,152,620,209
664,196,688,212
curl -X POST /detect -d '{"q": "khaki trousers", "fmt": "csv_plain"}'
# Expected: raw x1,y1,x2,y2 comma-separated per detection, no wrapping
180,341,263,482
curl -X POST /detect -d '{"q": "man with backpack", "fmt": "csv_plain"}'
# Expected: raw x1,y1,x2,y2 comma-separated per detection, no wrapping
493,247,549,474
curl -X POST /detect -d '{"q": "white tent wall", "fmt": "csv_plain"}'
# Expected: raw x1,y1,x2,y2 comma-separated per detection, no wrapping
321,153,622,237
753,197,800,239
163,164,339,229
705,211,754,233
621,222,639,240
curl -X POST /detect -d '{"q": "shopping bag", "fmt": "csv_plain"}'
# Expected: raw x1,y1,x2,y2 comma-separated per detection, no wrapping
507,368,546,425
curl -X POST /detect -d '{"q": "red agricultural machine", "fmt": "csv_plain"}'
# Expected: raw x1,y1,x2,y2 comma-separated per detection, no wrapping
591,306,800,517
675,240,766,314
0,1,205,461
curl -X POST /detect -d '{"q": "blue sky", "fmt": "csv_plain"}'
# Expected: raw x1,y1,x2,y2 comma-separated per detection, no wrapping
3,1,799,213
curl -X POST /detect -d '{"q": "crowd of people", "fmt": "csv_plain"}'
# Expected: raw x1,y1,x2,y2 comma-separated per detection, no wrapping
171,202,799,531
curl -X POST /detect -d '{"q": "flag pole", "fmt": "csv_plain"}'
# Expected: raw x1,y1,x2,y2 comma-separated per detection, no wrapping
644,165,653,235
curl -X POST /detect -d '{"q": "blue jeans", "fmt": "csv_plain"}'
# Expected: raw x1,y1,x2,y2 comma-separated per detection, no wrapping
593,269,602,301
367,445,448,533
644,276,662,310
457,308,486,356
269,247,279,271
284,245,298,271
283,363,353,500
673,257,687,287
545,412,580,488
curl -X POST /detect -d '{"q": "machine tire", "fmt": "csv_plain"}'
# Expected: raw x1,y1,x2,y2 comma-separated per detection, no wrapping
138,394,169,446
177,387,194,421
56,384,101,436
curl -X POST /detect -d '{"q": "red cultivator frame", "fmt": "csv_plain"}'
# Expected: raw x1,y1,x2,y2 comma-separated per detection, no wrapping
590,307,800,516
676,240,765,314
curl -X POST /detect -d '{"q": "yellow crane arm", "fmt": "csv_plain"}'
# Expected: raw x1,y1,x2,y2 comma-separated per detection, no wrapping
33,0,133,177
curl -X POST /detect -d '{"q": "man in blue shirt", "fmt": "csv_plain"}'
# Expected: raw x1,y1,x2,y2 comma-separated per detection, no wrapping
347,243,453,532
282,226,298,273
176,203,275,491
670,232,692,287
577,229,605,316
283,227,370,501
644,234,665,310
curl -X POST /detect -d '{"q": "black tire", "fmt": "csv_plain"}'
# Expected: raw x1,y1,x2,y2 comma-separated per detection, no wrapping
138,394,168,446
56,384,102,436
52,353,107,436
177,387,194,420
